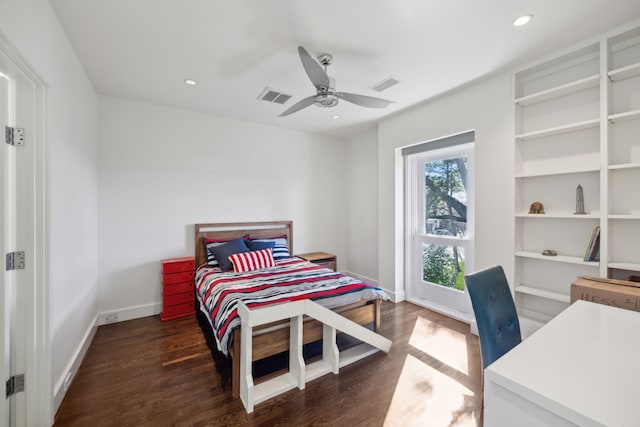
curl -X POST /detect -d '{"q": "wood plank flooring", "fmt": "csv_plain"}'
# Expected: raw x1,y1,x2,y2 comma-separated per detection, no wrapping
54,302,482,426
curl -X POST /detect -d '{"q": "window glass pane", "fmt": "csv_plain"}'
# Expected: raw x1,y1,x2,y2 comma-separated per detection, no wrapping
424,156,467,238
422,243,466,291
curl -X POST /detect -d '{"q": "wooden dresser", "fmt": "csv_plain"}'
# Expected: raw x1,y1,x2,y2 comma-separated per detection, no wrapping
160,257,195,321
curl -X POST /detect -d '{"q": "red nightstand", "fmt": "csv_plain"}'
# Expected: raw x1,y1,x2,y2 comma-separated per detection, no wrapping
160,257,195,321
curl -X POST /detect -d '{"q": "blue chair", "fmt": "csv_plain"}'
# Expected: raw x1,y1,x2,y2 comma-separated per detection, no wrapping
465,266,521,369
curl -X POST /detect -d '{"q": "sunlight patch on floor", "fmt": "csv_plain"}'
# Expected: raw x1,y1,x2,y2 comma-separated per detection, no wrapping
409,316,470,375
383,354,477,427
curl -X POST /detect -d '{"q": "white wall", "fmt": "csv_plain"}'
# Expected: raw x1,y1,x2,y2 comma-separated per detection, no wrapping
345,128,379,284
0,0,99,418
98,96,347,315
376,73,514,297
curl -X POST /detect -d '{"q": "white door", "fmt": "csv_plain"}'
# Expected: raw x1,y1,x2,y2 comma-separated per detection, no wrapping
0,61,28,427
0,36,50,423
0,64,10,427
406,143,474,322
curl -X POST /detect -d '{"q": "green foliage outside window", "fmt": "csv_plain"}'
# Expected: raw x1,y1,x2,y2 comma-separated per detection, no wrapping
423,157,468,290
422,244,458,288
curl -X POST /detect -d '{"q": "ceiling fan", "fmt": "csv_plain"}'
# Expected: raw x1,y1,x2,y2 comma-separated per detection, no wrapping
279,46,395,117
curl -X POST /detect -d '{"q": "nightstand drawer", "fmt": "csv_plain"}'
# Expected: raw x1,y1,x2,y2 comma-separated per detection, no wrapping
161,257,195,274
297,252,337,272
315,260,337,271
161,301,195,321
163,281,193,296
162,270,195,285
163,291,194,307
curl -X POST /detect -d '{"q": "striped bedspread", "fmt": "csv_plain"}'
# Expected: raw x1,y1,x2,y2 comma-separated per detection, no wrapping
195,257,389,355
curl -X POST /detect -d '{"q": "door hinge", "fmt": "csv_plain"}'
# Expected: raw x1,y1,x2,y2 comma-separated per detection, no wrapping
6,374,24,398
6,251,25,271
5,126,25,146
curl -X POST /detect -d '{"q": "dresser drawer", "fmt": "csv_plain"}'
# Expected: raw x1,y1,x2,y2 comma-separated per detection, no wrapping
160,257,196,321
161,301,195,321
162,270,195,285
163,291,194,307
161,257,195,274
163,281,193,296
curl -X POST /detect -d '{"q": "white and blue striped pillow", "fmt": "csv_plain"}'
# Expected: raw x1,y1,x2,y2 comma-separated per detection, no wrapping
247,236,290,259
203,235,248,268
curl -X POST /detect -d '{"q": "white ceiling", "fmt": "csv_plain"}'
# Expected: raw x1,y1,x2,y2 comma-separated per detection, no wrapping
50,0,640,138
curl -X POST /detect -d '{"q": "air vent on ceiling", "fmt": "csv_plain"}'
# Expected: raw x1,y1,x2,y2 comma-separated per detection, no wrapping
370,77,400,93
258,87,292,105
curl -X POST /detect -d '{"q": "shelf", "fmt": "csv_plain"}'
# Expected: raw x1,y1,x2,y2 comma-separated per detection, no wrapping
608,162,640,171
515,25,640,333
515,285,571,303
518,315,545,339
608,262,640,272
515,166,599,178
515,251,599,266
608,62,640,82
519,309,554,328
515,75,600,107
515,212,600,219
608,214,640,219
515,118,599,141
608,109,640,123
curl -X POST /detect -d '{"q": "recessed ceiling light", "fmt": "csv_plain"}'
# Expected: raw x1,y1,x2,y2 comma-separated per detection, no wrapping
184,79,197,86
513,14,533,27
332,115,340,119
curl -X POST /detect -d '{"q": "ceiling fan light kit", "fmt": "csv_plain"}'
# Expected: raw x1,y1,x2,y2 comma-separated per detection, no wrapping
278,46,395,117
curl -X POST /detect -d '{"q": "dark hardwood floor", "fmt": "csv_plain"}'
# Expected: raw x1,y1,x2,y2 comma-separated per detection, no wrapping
54,302,482,426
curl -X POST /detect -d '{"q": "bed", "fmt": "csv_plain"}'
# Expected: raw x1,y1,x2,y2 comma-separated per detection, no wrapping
193,221,390,403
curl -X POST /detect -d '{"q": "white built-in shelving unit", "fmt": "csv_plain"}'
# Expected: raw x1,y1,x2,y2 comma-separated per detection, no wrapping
513,23,640,333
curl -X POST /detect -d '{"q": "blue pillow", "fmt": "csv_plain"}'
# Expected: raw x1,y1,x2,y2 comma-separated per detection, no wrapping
208,237,249,271
248,236,290,259
245,240,275,251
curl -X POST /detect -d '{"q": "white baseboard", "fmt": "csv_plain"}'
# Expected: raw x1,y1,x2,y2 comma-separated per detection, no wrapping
342,270,379,287
343,270,405,303
389,289,405,303
406,296,473,324
53,313,99,412
53,302,162,412
97,302,161,325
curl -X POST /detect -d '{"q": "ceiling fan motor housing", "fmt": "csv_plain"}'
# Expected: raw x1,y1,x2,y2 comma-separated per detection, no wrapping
314,92,339,108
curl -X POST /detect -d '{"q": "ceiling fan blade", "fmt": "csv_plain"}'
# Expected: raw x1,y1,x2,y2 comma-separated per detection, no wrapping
278,96,315,117
335,92,394,108
298,46,330,90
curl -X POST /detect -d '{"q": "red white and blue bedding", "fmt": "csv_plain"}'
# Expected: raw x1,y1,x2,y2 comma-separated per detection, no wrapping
195,257,389,356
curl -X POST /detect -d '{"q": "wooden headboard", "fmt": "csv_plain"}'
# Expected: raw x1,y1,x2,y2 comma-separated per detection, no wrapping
194,221,293,268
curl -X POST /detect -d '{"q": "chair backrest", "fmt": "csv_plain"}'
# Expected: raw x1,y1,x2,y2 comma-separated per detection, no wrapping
465,265,521,369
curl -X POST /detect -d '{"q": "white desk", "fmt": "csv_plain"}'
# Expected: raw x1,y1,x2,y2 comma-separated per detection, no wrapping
484,300,640,427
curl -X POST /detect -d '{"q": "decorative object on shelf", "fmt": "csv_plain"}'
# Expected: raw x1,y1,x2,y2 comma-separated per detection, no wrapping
541,249,558,256
574,184,586,214
583,226,600,262
528,201,545,214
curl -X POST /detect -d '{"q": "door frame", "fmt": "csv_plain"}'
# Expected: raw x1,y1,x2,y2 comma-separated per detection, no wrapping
0,33,51,425
404,141,475,323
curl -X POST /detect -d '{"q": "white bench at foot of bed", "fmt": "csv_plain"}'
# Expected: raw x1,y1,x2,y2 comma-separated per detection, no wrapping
237,300,392,413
